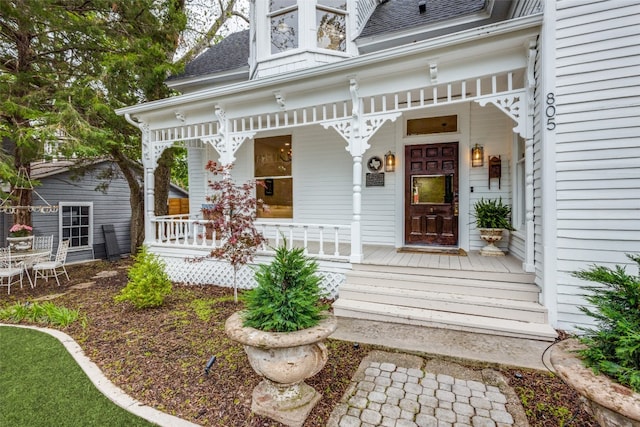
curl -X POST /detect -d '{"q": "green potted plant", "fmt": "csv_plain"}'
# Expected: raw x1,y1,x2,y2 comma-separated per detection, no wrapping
473,197,514,256
550,254,640,426
225,244,337,427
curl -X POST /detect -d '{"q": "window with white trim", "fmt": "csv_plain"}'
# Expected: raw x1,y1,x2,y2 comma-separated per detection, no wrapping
255,135,293,219
316,1,347,52
269,0,299,54
59,202,93,249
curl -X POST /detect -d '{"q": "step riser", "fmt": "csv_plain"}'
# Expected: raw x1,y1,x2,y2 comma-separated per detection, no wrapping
333,308,555,341
332,303,557,341
345,275,539,302
338,289,547,323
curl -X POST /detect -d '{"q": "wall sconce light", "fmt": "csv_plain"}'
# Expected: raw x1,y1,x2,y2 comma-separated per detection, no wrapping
471,144,484,167
384,151,396,172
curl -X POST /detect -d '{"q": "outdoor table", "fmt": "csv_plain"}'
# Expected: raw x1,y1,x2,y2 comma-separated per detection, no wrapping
9,249,51,288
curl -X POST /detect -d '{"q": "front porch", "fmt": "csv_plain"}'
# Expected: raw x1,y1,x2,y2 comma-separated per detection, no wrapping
150,216,555,341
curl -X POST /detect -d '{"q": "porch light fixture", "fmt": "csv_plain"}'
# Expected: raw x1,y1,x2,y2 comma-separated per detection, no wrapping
471,144,484,167
384,151,396,172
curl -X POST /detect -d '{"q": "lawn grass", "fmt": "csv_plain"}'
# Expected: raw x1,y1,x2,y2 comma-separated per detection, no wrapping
0,326,155,427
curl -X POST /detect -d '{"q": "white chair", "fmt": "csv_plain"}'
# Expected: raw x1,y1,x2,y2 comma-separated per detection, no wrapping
33,240,70,287
32,235,54,262
0,247,24,294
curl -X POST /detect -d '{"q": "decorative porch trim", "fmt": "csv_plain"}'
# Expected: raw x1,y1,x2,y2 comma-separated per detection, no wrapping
475,90,527,138
201,105,256,165
321,78,401,263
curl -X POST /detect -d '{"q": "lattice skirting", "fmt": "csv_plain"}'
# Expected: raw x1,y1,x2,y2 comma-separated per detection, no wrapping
162,256,345,298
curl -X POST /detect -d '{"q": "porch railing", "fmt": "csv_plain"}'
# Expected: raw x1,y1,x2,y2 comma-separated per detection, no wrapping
152,215,351,261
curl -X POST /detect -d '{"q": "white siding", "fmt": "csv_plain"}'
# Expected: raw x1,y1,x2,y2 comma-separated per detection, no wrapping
554,0,640,331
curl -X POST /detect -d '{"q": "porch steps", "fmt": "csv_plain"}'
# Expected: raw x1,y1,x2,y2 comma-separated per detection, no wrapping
332,264,557,341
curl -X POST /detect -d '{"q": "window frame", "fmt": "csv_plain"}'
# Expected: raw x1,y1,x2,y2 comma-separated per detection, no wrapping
268,2,299,55
315,2,347,52
58,201,93,250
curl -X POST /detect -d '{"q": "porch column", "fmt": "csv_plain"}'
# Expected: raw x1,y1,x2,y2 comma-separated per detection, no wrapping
322,78,400,263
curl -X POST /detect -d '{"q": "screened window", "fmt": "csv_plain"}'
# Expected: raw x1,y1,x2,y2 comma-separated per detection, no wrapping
513,137,526,231
59,202,92,249
316,1,347,52
255,136,293,219
270,0,298,54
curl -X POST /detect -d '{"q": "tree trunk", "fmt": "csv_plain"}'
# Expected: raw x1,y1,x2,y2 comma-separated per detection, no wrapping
154,148,174,216
112,149,144,254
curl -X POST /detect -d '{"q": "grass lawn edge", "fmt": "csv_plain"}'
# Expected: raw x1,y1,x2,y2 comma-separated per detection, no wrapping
0,323,199,427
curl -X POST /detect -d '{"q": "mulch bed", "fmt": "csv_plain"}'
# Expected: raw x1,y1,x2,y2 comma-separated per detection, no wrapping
0,259,598,426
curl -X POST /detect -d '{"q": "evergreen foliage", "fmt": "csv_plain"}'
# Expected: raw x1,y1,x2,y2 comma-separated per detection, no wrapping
573,254,640,392
242,244,328,333
473,197,515,230
115,246,172,309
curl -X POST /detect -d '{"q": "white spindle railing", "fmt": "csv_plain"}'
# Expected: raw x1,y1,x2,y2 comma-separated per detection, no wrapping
149,71,523,145
152,215,351,261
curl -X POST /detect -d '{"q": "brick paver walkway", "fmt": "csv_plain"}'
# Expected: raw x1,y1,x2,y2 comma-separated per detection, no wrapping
332,361,515,427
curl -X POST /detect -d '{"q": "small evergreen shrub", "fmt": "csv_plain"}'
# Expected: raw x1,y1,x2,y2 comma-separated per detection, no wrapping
573,254,640,392
115,246,172,309
242,244,328,333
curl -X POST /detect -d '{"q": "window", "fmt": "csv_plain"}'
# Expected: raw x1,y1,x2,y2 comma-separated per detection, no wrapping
59,202,93,249
316,1,346,52
270,0,298,54
407,115,458,135
513,137,526,231
255,136,293,219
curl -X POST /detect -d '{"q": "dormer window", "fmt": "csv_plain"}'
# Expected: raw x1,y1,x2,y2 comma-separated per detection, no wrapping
270,0,299,54
316,1,347,52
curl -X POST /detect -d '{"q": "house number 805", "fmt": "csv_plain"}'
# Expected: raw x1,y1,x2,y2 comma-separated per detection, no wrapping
545,92,556,130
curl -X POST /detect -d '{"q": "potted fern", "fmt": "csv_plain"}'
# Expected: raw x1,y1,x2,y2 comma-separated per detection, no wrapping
473,197,514,256
550,254,640,426
225,244,336,427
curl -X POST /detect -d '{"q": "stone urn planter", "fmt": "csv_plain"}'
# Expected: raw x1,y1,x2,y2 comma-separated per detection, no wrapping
7,235,34,252
479,228,505,256
225,311,337,427
550,339,640,427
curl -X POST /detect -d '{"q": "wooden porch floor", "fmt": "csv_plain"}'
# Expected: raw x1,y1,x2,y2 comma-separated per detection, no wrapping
361,245,526,274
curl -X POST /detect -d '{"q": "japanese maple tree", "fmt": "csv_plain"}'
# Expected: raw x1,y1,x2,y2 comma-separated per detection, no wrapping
202,161,266,301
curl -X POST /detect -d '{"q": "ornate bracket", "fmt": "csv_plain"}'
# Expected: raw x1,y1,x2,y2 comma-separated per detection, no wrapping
475,90,528,138
274,91,286,110
202,131,256,165
322,111,401,157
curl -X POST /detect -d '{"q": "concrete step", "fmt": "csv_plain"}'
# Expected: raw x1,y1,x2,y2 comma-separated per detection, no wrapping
332,299,557,341
338,283,548,323
345,270,540,302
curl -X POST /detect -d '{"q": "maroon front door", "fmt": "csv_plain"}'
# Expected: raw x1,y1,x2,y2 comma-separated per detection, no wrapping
404,142,459,246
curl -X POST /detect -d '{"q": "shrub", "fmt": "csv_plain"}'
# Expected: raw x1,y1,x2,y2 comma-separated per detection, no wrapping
0,302,79,327
242,244,328,332
114,246,172,309
573,254,640,392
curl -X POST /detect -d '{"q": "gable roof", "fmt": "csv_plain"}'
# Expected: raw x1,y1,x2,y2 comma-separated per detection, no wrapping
30,160,189,197
167,29,250,83
359,0,487,39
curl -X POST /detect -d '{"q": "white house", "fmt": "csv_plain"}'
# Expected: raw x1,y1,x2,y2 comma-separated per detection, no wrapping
116,0,640,340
